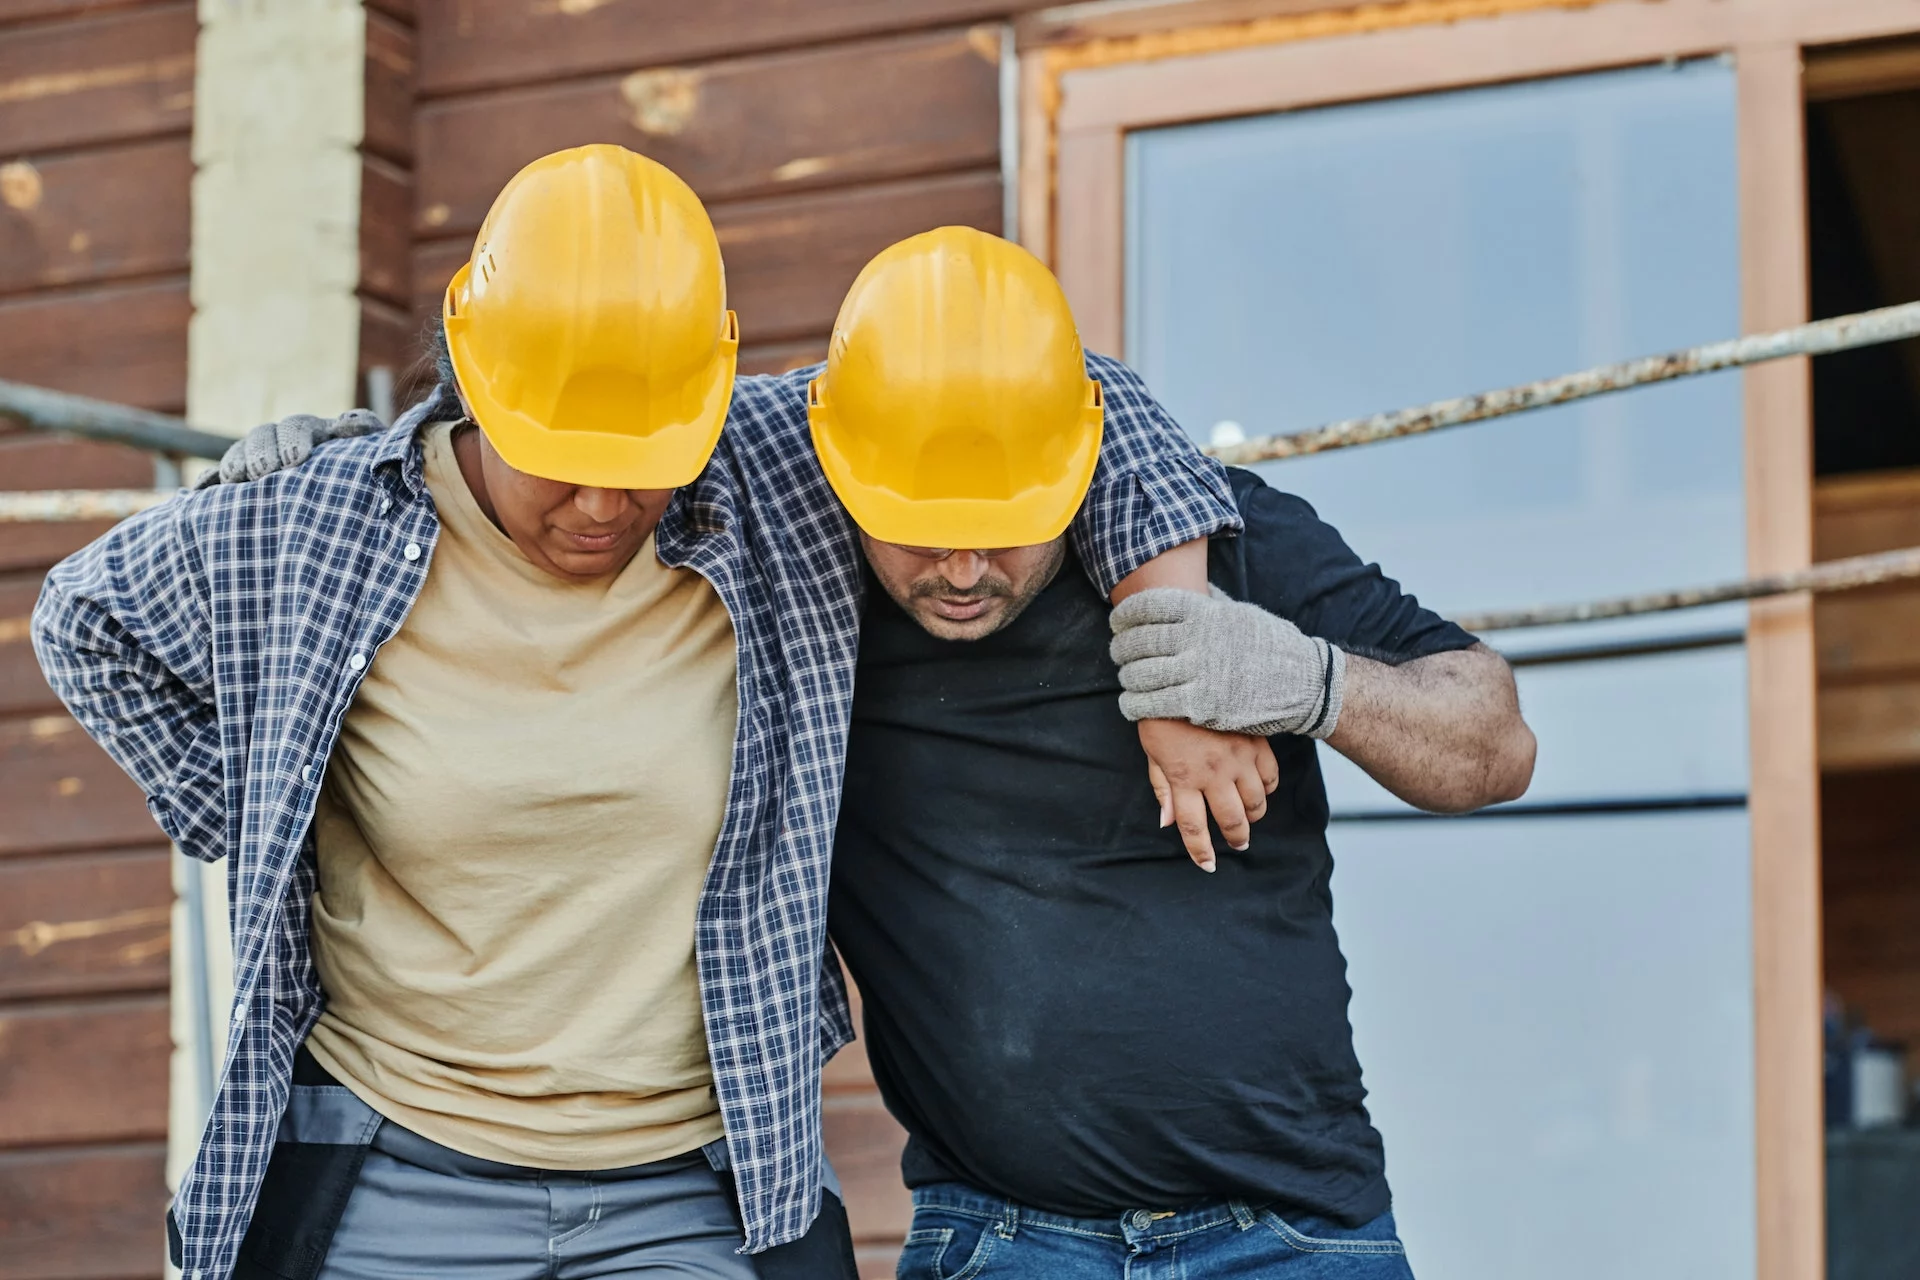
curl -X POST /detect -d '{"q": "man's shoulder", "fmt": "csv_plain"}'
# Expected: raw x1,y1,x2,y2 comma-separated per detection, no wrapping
727,367,817,431
711,366,830,487
1225,466,1323,527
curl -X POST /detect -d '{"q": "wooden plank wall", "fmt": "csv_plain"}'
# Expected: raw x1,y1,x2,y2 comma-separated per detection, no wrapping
1814,469,1920,1078
1821,764,1920,1073
409,3,1044,1270
0,3,188,1276
361,0,419,402
409,1,1015,385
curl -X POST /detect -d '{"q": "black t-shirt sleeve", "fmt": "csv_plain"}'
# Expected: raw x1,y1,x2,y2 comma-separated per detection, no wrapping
1223,468,1477,663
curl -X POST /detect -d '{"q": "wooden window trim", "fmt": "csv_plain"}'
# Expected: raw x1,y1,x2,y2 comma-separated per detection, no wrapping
1019,4,1907,1278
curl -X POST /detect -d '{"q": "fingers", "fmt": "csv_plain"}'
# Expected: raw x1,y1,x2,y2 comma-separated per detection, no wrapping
1168,784,1217,872
1146,759,1172,829
330,408,387,438
1255,737,1281,794
1108,621,1186,666
1204,777,1252,853
1233,752,1269,827
1116,654,1189,693
1109,586,1205,633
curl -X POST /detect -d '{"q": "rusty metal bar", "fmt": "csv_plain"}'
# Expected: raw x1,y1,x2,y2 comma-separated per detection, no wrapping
1209,299,1920,465
1,379,233,461
0,489,174,522
1453,546,1920,633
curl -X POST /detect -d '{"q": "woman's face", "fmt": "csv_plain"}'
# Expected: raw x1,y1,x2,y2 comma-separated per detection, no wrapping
452,424,673,582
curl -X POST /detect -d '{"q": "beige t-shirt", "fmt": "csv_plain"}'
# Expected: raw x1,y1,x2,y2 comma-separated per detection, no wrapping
304,423,738,1170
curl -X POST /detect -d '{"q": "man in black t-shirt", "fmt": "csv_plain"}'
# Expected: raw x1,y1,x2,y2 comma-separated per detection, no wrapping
831,465,1536,1278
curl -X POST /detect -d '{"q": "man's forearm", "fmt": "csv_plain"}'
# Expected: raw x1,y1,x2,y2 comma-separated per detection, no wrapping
1326,644,1535,813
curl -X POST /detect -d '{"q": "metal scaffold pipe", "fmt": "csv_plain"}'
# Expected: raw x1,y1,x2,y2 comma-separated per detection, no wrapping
1451,546,1920,633
1208,299,1920,465
1,379,233,461
0,489,176,522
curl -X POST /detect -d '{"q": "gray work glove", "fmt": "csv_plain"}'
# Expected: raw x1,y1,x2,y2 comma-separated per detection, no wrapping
212,408,386,484
1109,586,1346,739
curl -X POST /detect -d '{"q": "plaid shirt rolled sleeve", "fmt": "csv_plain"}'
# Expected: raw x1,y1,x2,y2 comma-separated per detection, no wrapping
29,354,1237,1278
33,503,229,863
1073,352,1245,591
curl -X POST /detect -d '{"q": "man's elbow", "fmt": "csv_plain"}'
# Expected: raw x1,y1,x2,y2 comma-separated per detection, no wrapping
1482,716,1536,807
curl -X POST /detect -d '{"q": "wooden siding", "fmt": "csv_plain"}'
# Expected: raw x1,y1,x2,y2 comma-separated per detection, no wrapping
0,3,187,1275
1815,468,1920,771
1822,765,1920,1077
359,5,419,398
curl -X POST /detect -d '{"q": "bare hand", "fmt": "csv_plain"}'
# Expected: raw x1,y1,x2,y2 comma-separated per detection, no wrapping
1136,719,1280,872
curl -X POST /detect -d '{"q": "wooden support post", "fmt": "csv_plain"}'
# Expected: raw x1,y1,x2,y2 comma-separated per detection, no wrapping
1737,38,1826,1280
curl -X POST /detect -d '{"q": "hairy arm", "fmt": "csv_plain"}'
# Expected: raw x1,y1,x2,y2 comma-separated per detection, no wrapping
1328,643,1535,813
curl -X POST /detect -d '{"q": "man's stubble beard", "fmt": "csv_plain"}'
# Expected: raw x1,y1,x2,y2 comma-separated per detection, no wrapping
899,540,1068,640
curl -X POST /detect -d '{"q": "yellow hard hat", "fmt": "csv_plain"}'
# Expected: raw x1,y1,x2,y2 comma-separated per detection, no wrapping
807,227,1103,548
443,144,738,489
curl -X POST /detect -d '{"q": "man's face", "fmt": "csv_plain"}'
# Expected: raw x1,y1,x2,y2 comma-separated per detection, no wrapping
453,425,673,582
860,535,1067,641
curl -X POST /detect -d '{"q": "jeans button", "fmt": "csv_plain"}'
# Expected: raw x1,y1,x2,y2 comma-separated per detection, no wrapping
1129,1209,1154,1230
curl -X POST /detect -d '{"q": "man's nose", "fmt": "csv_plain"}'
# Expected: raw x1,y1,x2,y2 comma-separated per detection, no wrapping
573,487,629,524
941,551,991,589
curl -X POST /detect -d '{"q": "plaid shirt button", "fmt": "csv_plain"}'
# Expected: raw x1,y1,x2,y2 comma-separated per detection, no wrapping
348,653,366,671
402,542,421,561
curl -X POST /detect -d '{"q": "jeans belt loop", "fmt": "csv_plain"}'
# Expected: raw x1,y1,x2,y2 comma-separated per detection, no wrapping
998,1200,1019,1240
1228,1199,1258,1231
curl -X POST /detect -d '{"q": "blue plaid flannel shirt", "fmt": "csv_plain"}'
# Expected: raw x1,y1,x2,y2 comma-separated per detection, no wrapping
32,356,1239,1278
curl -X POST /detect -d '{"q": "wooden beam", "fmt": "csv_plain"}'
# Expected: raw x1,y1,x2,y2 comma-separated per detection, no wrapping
0,848,172,1001
0,279,190,413
1053,124,1124,355
0,3,195,154
414,27,1001,242
1737,38,1825,1280
0,1144,170,1279
0,137,190,299
0,998,170,1145
0,713,159,857
417,170,1005,343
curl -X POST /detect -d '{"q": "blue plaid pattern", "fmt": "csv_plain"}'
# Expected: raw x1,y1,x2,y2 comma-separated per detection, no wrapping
32,356,1238,1278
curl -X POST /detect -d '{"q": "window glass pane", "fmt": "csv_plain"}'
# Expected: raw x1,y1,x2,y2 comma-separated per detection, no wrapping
1126,60,1744,644
1320,643,1751,814
1332,809,1757,1280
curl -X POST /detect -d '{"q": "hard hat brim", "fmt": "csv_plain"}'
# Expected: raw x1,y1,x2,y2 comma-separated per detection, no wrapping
809,394,1104,549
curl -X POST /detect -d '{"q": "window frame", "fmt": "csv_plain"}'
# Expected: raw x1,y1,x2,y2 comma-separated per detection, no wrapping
1018,3,1920,1276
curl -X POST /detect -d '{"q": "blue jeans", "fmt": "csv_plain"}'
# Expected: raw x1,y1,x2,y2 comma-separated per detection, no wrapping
896,1183,1414,1280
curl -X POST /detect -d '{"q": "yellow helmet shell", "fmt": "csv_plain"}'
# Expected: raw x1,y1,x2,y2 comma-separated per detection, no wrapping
443,145,739,489
808,227,1103,548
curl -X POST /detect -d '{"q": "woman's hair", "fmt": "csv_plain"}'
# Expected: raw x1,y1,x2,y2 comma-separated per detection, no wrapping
397,314,460,423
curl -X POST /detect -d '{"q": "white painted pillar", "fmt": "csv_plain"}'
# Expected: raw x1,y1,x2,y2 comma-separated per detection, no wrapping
171,0,370,1205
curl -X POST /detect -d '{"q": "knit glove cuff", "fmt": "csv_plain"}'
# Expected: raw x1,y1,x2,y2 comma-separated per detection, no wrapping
1108,585,1346,740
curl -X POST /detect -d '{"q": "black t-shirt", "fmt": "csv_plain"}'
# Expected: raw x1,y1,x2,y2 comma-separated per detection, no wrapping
828,468,1477,1223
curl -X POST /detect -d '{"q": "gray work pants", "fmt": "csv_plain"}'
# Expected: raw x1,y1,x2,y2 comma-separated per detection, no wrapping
257,1070,846,1280
320,1117,756,1279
